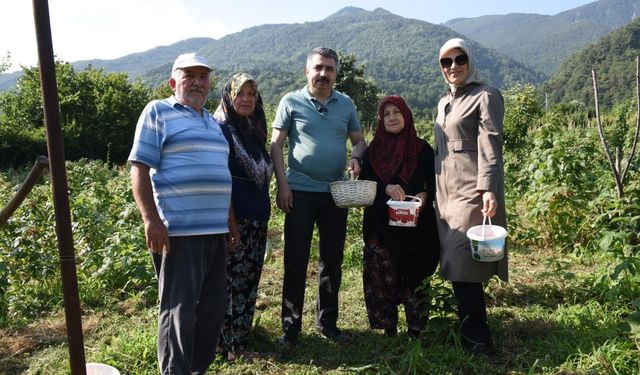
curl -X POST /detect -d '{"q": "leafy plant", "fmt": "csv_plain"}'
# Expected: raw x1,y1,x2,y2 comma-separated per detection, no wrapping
503,83,542,152
0,160,155,324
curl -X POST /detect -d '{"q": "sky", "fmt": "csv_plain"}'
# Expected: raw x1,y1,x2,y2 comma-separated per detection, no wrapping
2,0,597,73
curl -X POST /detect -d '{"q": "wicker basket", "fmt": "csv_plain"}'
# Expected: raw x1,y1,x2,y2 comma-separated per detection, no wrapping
330,179,377,208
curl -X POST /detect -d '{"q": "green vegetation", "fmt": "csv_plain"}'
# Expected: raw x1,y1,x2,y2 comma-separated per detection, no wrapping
0,63,151,167
0,52,10,74
335,52,383,128
0,55,375,168
542,15,640,109
2,21,640,372
1,85,639,373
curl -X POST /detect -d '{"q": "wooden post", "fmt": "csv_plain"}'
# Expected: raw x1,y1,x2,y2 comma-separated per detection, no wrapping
31,1,86,374
0,156,48,226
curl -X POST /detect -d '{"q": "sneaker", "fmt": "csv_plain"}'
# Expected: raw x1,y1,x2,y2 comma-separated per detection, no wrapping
317,326,352,343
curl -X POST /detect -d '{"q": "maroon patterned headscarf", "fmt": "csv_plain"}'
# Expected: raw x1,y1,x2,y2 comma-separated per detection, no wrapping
368,95,424,185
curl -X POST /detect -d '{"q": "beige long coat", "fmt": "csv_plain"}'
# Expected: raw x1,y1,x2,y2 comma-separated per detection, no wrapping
434,83,508,283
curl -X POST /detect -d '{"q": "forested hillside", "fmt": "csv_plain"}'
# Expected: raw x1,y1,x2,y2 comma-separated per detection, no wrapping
445,0,640,75
0,7,542,111
186,7,541,110
542,15,640,107
74,37,214,78
140,7,544,110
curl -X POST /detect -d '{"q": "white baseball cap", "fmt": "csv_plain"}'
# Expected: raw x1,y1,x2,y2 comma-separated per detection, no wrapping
172,53,212,72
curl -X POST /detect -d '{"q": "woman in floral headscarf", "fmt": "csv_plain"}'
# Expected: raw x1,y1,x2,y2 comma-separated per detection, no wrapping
359,95,440,338
214,73,272,361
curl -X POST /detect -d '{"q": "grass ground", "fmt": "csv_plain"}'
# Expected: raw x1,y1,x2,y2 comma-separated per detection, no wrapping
1,233,638,374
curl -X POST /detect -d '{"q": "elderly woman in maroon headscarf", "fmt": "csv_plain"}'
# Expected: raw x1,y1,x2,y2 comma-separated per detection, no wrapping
214,73,272,361
359,95,440,338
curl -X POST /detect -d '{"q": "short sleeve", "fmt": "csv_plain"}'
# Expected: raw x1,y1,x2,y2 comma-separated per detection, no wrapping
272,95,292,130
128,101,163,169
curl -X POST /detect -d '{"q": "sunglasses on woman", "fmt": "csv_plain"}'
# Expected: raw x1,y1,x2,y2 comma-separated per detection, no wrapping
440,54,468,69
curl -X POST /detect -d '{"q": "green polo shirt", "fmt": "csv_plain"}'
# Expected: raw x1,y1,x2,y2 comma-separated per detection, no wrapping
273,85,361,192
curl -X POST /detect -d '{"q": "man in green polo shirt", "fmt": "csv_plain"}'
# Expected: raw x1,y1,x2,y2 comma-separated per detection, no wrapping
271,47,367,346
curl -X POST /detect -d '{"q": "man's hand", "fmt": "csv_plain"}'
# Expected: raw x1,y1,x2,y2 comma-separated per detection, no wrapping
144,217,170,254
131,161,170,254
276,183,294,213
347,158,361,178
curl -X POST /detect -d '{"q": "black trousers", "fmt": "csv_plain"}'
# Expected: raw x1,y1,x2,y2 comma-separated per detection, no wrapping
281,190,348,337
152,234,228,375
452,281,492,345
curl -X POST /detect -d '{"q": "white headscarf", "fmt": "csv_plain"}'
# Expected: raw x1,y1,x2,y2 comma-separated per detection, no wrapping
438,38,484,92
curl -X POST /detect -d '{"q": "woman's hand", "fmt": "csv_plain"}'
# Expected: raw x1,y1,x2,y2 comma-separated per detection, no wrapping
227,223,240,250
481,191,498,218
415,191,427,208
385,184,405,201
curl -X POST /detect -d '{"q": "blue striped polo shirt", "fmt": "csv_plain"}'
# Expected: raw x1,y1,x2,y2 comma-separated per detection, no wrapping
128,96,232,236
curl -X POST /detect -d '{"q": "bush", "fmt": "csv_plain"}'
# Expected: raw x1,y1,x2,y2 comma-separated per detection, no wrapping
503,83,542,152
0,160,155,325
0,62,152,167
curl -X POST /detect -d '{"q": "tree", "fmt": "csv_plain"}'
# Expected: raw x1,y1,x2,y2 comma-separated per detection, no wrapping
592,60,640,198
335,52,382,131
0,52,10,73
0,62,152,166
503,83,542,151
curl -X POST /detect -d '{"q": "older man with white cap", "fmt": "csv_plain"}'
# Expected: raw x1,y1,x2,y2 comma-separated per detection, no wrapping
129,52,238,374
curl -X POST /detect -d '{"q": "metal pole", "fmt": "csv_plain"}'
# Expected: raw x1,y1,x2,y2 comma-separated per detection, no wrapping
31,1,86,374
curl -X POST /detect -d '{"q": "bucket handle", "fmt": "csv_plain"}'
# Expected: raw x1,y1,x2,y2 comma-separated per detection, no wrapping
406,195,421,203
481,214,492,240
389,195,422,204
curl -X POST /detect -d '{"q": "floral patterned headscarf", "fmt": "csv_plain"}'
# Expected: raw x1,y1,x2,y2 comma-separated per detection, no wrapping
214,73,272,188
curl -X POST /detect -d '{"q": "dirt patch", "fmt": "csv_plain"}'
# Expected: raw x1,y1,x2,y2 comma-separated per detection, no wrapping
0,311,103,357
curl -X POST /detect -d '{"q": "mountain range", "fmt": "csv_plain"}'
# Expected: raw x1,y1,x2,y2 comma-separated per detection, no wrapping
445,0,640,75
78,7,543,111
1,0,639,110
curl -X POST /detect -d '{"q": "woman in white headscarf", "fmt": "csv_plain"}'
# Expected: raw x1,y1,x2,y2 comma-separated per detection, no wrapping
434,38,508,354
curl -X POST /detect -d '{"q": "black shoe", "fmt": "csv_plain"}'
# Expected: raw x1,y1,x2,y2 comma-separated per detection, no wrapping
407,328,421,339
384,327,397,337
317,326,351,343
278,333,299,347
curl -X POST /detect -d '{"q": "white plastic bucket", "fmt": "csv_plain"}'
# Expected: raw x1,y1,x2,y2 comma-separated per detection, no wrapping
86,363,121,375
386,195,422,227
466,215,507,262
